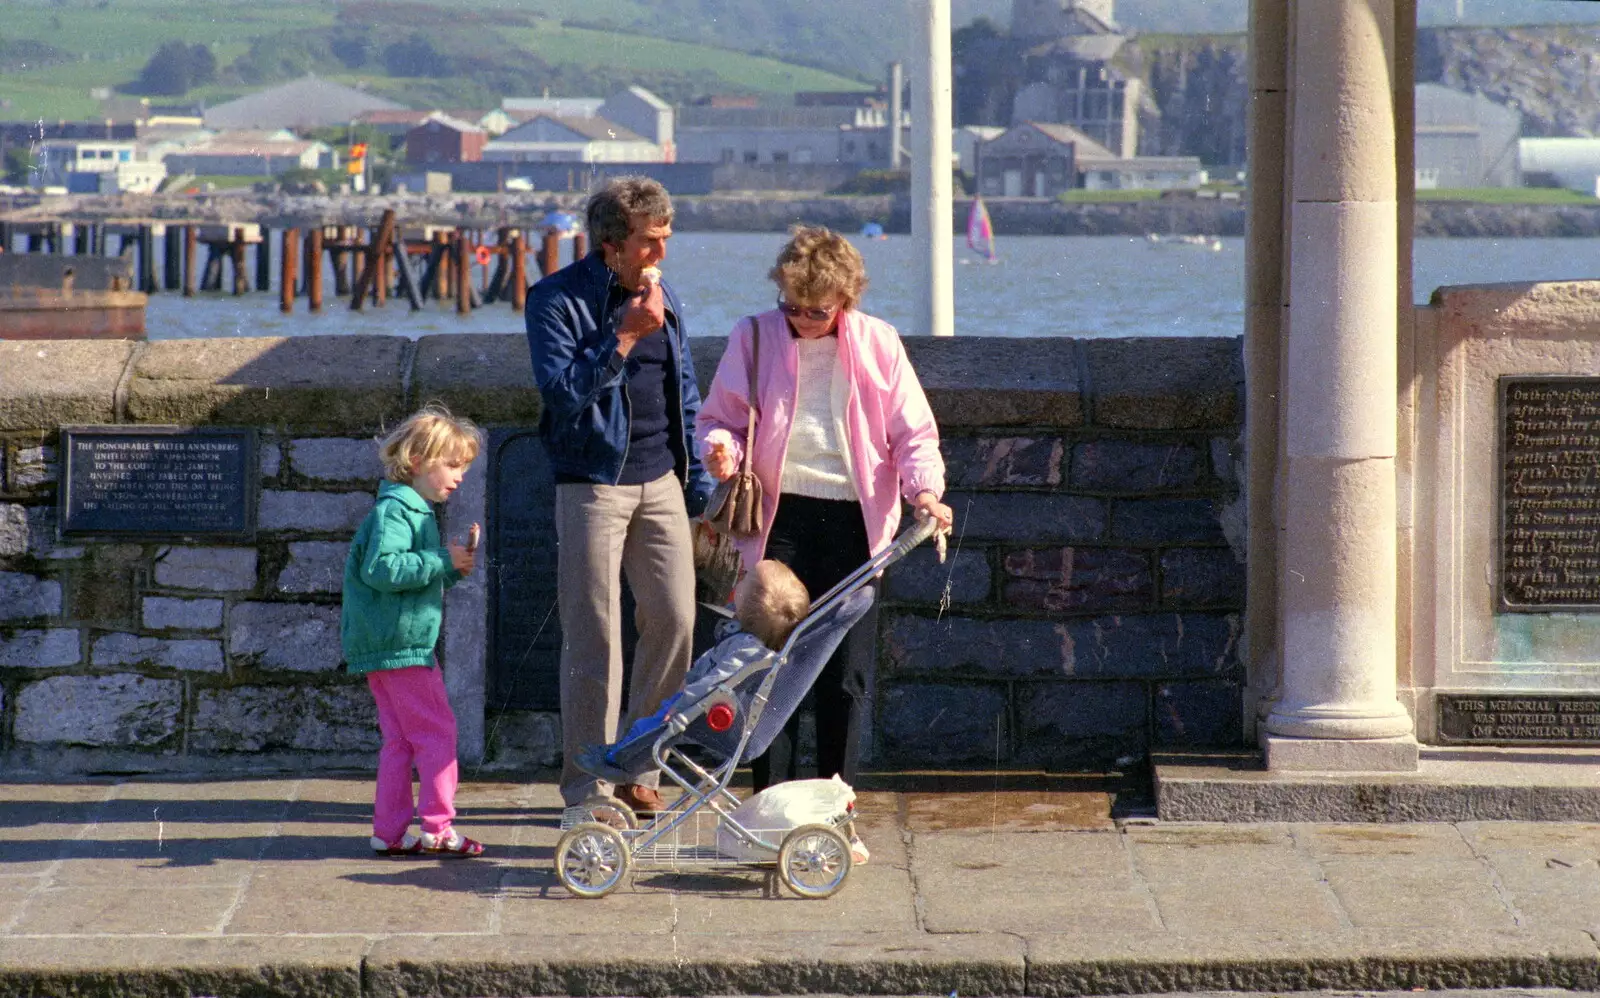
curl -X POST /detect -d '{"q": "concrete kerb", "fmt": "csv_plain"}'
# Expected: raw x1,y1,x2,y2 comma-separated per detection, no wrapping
5,930,1599,998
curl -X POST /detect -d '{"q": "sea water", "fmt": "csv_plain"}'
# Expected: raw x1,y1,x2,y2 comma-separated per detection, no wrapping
140,233,1600,341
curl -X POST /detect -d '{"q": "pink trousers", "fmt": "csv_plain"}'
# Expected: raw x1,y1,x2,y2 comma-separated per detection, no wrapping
367,665,458,841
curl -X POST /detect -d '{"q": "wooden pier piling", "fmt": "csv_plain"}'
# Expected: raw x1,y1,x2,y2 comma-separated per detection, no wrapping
183,226,197,297
280,228,299,313
306,227,324,312
163,227,182,290
455,229,470,316
540,230,560,276
255,227,271,292
510,231,527,311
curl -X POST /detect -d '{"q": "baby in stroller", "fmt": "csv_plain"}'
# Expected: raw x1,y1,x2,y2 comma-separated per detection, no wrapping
556,517,940,898
575,559,810,787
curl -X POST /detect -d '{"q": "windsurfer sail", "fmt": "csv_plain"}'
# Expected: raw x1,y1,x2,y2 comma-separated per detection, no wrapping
966,196,997,263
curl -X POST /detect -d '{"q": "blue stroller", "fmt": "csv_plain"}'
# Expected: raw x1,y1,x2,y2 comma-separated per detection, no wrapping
553,517,941,899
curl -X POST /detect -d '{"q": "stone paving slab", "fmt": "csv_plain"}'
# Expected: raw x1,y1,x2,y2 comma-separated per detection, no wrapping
4,775,1600,997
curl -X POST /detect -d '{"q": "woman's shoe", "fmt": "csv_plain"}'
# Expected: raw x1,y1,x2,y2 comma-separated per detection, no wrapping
370,833,421,857
419,829,484,857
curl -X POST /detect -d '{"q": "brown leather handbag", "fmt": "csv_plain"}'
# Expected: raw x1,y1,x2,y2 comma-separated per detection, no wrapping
704,316,764,539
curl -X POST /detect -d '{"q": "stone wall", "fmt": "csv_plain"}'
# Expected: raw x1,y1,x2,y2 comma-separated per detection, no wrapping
0,333,1243,774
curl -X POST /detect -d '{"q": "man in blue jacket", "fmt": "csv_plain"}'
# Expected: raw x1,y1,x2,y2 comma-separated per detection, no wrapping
525,176,714,816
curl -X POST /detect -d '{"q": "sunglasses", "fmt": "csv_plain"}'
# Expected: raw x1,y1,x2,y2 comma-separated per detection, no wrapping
777,299,838,322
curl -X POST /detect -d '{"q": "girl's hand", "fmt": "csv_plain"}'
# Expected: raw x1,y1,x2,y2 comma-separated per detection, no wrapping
912,491,953,531
448,542,476,575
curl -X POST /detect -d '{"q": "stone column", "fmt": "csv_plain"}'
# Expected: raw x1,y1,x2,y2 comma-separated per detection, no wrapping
1264,0,1418,770
1243,0,1290,738
912,0,954,338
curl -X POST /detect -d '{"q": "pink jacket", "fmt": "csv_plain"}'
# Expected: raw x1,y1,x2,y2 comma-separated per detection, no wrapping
697,307,946,568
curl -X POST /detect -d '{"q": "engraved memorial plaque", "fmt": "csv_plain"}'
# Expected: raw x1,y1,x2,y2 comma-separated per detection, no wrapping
1499,377,1600,611
60,426,256,539
1437,693,1600,745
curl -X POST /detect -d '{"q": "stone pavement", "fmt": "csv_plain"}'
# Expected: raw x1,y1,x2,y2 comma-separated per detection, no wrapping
4,771,1600,998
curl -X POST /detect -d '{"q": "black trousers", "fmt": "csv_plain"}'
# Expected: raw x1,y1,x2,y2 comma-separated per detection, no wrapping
750,493,872,793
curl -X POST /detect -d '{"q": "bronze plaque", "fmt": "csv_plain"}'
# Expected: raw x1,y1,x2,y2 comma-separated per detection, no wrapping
59,426,256,540
1500,377,1600,611
1437,693,1600,745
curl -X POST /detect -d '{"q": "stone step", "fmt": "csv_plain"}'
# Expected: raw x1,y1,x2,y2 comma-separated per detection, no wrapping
1155,746,1600,822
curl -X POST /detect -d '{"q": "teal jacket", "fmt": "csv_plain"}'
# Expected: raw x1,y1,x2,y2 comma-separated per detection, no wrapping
340,481,463,675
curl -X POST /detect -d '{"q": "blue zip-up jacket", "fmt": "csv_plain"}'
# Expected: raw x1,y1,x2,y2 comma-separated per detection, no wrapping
524,251,714,516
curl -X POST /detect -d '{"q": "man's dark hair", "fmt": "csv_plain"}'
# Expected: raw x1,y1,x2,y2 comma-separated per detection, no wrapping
585,175,674,249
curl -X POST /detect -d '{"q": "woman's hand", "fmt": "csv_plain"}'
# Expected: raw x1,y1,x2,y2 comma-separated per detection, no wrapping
703,431,739,481
912,491,953,531
705,442,738,481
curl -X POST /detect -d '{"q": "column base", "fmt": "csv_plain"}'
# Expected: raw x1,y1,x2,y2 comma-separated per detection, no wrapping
1264,733,1419,773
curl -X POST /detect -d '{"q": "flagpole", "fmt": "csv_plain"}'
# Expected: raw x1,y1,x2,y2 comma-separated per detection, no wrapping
912,0,954,337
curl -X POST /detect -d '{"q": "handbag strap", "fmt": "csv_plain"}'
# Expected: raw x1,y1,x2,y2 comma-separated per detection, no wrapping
741,315,760,476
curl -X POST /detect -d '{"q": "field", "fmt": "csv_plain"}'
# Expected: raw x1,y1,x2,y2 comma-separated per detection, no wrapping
1417,187,1600,205
0,0,869,123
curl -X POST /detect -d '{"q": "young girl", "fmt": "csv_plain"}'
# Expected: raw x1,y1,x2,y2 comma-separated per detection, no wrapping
342,405,485,858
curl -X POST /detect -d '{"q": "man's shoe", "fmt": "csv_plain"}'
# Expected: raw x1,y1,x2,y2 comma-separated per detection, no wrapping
615,783,665,814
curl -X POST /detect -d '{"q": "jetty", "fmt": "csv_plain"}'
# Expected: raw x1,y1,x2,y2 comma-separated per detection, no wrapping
0,209,586,319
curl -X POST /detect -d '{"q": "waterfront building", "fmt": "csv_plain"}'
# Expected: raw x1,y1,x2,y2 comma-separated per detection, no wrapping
482,115,662,164
1413,82,1520,189
975,121,1203,196
202,76,406,132
1520,137,1600,195
403,113,488,166
164,133,334,177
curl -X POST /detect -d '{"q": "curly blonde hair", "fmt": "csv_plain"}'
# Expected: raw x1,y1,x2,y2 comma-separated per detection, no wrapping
768,225,867,312
377,404,483,482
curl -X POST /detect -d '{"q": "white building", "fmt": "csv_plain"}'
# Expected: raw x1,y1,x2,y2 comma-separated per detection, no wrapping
31,139,166,192
1414,82,1520,189
676,106,895,165
164,133,333,177
599,87,674,160
481,115,662,163
1519,138,1600,196
501,96,605,118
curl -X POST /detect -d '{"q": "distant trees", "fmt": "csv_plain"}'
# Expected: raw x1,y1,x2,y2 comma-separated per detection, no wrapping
382,35,452,77
123,41,215,95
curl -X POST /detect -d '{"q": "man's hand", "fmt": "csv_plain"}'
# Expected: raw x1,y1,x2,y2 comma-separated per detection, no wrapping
615,281,665,356
448,541,476,576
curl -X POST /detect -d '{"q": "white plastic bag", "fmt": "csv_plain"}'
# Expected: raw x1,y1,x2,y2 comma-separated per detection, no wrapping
715,775,854,861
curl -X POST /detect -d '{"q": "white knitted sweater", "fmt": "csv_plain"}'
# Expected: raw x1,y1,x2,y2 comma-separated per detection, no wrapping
780,336,858,500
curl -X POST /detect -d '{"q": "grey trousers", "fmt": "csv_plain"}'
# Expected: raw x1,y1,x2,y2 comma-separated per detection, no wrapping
554,473,696,805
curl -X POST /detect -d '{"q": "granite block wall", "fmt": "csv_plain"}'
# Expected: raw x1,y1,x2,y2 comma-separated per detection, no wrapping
0,333,1242,774
874,337,1246,769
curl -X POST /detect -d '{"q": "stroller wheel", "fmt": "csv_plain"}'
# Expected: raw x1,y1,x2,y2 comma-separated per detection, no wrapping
776,823,852,899
555,822,631,898
575,793,638,830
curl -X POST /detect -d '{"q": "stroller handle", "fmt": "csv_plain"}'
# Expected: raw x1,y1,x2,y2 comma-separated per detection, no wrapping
798,514,944,630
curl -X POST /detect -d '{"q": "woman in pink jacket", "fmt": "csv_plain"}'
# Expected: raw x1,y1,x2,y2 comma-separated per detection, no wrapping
698,226,952,860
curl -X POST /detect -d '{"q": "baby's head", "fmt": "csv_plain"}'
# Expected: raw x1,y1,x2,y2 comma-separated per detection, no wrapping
735,560,810,650
378,404,483,496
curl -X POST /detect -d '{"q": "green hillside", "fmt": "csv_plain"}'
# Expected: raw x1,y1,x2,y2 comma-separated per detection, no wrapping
0,0,870,123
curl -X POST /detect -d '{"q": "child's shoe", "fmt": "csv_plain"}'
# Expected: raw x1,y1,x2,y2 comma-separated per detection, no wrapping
419,828,484,857
849,833,870,865
371,832,421,857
